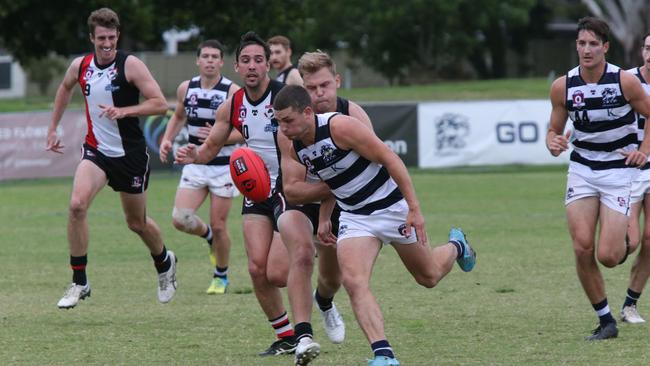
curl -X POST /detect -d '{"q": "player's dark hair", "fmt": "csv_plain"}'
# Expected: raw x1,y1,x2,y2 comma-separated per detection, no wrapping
577,16,609,43
88,8,120,36
273,85,312,112
197,39,224,57
235,31,270,61
643,31,650,45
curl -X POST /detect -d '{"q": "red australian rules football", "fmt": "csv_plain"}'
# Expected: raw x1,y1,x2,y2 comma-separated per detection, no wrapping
229,147,271,202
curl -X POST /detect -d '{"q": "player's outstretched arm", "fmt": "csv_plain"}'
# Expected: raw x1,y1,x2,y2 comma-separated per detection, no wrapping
160,81,189,163
176,98,232,164
317,194,337,246
47,57,83,154
278,133,331,204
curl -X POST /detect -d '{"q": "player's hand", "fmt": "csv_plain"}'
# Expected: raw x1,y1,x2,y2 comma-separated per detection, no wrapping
159,139,172,163
620,149,649,167
405,207,427,246
46,129,64,154
196,122,212,143
317,220,337,246
547,129,571,156
175,143,198,164
98,104,126,120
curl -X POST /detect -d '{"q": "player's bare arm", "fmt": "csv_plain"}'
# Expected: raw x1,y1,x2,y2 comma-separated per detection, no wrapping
279,132,330,204
99,56,167,120
175,97,232,164
47,57,84,154
285,69,303,86
317,194,337,246
331,115,427,245
348,101,373,130
546,76,571,157
622,70,650,164
159,80,189,162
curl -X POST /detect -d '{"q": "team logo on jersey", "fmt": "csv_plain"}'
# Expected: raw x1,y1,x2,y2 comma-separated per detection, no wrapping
105,84,120,92
188,93,199,106
320,143,337,163
572,90,585,108
264,104,274,119
435,113,470,155
264,122,278,133
252,109,259,116
238,105,247,121
601,87,618,106
566,187,574,199
107,67,118,81
83,68,94,81
131,176,143,188
209,94,224,108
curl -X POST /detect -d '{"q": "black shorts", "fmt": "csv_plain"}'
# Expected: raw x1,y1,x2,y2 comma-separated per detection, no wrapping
278,200,342,236
81,144,150,194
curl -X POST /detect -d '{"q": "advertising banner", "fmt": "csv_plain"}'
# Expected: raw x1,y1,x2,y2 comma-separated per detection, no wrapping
417,100,570,168
362,103,418,166
0,110,86,180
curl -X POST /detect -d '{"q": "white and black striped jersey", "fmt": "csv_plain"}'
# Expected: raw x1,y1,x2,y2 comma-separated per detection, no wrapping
183,76,234,165
78,51,143,157
229,80,285,190
628,67,650,169
566,63,638,175
293,112,403,215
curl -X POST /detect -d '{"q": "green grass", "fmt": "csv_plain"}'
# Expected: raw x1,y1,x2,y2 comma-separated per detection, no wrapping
2,169,649,365
339,78,551,102
0,78,551,113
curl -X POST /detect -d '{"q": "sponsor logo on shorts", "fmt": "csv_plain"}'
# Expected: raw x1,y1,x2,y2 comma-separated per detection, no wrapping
398,223,408,237
566,187,574,199
618,196,628,207
338,224,348,236
85,149,95,157
131,176,143,188
244,197,254,207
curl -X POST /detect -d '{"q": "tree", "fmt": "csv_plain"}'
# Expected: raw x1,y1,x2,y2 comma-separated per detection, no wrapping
582,0,650,67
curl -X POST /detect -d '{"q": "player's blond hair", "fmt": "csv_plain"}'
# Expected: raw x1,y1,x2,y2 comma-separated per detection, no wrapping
298,50,337,77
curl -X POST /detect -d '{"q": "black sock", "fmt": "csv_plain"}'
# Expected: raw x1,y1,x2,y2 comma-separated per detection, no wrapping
371,340,395,358
202,226,213,246
70,255,88,286
295,322,313,341
449,241,464,259
151,246,171,273
624,288,642,307
214,266,228,279
592,298,616,327
314,289,333,312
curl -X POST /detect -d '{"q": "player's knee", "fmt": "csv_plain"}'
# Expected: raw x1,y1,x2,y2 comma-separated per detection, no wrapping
267,268,288,288
172,208,199,232
211,222,227,239
340,273,368,295
126,220,146,234
572,244,594,260
292,246,315,269
597,252,619,268
68,198,89,220
415,274,440,289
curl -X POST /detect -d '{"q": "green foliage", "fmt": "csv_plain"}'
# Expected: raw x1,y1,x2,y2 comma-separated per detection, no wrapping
2,170,650,365
24,55,67,96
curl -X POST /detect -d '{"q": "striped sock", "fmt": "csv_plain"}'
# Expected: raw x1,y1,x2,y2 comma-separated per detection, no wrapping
70,255,87,286
371,340,395,359
270,311,294,339
151,246,171,274
592,298,615,326
214,266,228,279
201,226,213,246
624,288,641,307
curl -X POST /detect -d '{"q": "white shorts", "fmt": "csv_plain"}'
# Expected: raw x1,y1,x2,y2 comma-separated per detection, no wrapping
179,164,239,198
337,199,417,245
631,169,650,203
565,171,632,216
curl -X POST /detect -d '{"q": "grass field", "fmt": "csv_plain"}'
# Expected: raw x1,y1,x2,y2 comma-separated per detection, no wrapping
0,78,551,113
2,168,650,365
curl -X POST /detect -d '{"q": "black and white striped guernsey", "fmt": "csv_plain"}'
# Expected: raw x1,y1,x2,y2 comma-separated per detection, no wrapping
293,112,403,215
629,67,650,169
566,63,638,171
183,75,234,165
